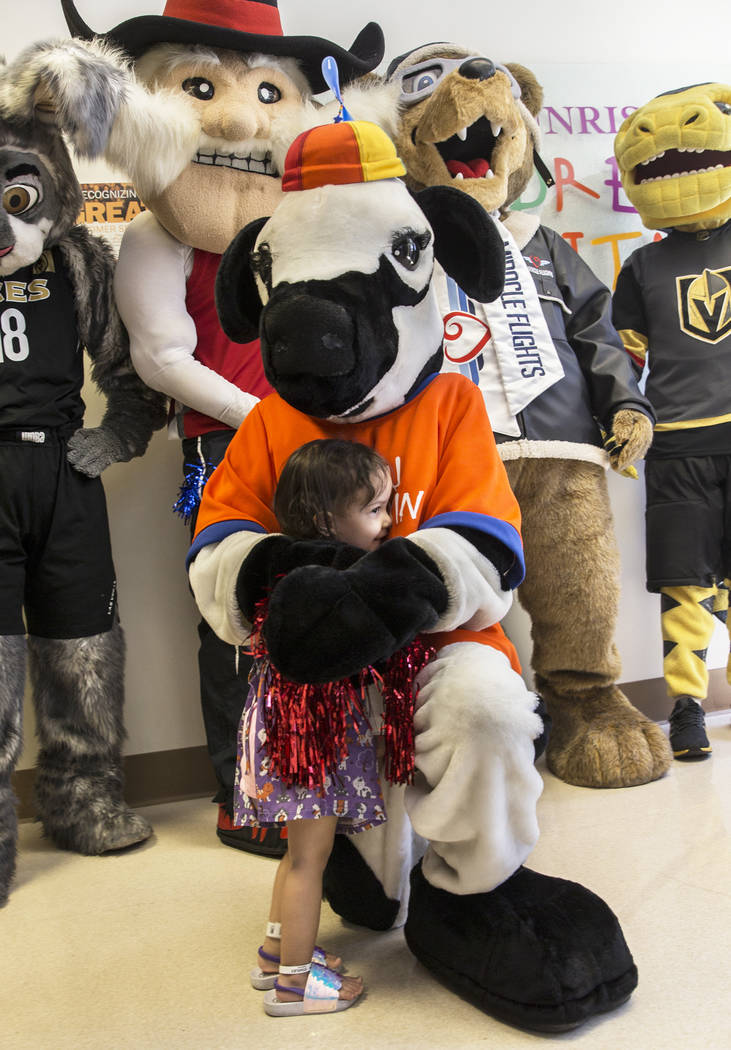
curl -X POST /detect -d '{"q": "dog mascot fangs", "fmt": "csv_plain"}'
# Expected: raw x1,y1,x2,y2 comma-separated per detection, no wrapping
187,118,638,1033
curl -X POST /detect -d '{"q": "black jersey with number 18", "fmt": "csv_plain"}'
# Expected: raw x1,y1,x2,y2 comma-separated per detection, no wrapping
0,247,84,430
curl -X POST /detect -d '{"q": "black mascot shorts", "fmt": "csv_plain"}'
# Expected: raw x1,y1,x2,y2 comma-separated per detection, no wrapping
644,453,731,592
0,429,117,638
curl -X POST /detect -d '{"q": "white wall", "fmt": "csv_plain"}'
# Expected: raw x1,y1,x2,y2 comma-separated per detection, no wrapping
10,0,731,768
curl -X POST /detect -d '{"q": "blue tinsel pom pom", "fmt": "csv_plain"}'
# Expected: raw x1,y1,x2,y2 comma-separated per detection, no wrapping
172,462,210,523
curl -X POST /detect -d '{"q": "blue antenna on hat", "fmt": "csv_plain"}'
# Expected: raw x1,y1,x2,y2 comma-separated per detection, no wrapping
322,56,353,122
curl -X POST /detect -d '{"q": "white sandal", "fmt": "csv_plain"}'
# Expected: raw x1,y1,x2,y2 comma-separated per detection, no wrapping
250,945,331,990
250,923,342,990
263,962,362,1016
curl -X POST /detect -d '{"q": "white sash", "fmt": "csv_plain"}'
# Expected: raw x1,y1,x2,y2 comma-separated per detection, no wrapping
437,218,564,436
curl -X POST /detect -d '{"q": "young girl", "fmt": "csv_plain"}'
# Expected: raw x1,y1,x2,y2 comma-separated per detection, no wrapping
237,439,396,1017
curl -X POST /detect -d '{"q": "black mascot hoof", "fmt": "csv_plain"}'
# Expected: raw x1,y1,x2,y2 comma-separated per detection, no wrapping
216,807,287,858
323,834,400,931
404,861,637,1032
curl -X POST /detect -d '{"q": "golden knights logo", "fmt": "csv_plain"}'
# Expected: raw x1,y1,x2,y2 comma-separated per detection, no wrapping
676,266,731,344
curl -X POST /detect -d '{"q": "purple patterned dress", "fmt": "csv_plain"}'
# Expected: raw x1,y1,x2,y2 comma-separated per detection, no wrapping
234,662,387,834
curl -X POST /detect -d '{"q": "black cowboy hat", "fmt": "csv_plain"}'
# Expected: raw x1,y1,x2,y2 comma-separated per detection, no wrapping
61,0,384,92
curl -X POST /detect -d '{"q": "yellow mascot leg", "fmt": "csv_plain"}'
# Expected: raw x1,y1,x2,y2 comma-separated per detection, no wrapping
505,458,671,787
661,585,715,760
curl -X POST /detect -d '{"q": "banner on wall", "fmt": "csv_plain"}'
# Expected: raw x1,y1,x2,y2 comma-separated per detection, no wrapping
77,182,146,255
513,62,725,290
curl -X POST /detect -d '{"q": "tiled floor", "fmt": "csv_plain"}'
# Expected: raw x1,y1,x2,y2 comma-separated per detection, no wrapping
4,713,731,1050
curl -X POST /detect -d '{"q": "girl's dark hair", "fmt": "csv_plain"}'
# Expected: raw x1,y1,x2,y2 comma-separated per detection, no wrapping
274,439,391,540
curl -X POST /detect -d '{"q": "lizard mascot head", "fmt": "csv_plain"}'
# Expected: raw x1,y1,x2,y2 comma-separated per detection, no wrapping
385,43,545,217
60,0,385,254
614,82,731,231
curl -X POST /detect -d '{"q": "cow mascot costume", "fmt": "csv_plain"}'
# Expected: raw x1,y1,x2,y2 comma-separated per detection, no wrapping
187,116,638,1031
0,46,166,905
385,44,673,789
613,82,731,759
58,0,385,855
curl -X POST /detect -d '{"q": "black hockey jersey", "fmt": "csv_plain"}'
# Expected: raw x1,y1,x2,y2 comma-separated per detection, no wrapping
613,221,731,457
0,246,83,430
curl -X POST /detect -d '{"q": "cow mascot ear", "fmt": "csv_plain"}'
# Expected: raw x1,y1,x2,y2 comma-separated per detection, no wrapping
215,216,269,343
414,184,505,302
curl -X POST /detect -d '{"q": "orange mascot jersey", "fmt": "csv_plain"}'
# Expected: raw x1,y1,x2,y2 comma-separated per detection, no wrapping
190,372,524,670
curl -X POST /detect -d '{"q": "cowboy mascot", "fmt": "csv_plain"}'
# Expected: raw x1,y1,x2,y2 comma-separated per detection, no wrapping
59,0,385,856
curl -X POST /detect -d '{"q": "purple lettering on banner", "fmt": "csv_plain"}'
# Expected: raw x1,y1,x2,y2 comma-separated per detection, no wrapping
604,156,636,214
542,104,637,137
605,106,620,133
577,107,604,134
543,107,574,134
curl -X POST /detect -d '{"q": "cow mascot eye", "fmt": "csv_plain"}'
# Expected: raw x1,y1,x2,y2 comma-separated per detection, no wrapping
392,230,430,270
3,182,41,215
182,76,215,101
250,242,273,291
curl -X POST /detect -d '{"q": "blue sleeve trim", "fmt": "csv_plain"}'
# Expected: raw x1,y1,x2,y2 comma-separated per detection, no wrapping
421,512,525,587
186,520,267,570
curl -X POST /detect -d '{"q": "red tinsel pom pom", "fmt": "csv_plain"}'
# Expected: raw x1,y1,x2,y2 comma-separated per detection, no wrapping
249,597,435,789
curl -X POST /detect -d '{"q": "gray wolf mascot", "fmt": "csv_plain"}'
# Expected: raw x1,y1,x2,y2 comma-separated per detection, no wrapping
0,44,167,906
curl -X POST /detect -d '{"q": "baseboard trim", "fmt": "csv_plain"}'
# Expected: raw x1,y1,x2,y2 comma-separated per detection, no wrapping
622,667,731,722
12,671,730,821
13,745,218,822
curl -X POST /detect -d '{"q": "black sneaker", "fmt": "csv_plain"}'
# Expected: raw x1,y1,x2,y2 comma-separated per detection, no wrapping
669,696,712,760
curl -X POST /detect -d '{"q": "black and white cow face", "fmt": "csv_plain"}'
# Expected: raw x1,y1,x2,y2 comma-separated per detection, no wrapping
216,176,505,421
255,179,441,420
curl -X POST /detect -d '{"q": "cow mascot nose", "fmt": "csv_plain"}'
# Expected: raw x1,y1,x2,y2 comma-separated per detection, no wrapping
262,292,355,377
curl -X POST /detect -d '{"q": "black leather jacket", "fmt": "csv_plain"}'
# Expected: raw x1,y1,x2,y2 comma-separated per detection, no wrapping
493,223,653,450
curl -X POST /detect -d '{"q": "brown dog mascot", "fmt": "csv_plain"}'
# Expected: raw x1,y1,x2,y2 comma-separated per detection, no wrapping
385,44,672,788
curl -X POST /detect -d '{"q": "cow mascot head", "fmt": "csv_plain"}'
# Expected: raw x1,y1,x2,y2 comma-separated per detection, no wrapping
186,116,639,1031
612,84,731,759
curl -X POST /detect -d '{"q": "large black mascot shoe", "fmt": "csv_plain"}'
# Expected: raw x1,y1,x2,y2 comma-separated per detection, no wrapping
405,861,637,1032
216,806,287,858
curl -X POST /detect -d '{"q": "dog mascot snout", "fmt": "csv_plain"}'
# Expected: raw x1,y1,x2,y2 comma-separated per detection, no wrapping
190,118,638,1032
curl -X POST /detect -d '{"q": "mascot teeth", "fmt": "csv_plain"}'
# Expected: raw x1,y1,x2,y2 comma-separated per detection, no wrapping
194,148,278,176
635,145,730,184
490,121,502,138
457,126,468,141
